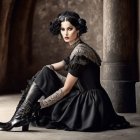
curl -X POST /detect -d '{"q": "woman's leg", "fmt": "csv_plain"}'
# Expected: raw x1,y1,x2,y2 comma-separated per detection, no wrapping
0,71,40,129
0,81,31,128
0,67,63,131
0,82,42,131
54,71,66,84
34,67,64,97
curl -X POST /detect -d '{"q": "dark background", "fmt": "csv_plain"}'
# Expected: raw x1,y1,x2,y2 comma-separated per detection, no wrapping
0,0,139,113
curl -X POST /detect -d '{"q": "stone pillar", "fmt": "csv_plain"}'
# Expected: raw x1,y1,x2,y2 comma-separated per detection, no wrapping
136,0,140,113
102,0,136,112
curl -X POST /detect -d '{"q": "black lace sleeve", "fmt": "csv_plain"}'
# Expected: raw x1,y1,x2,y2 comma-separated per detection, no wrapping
68,55,90,77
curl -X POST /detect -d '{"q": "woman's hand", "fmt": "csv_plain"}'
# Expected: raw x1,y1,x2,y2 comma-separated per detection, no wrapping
38,73,78,108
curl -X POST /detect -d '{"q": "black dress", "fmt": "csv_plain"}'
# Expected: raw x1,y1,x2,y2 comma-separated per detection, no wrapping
30,41,130,132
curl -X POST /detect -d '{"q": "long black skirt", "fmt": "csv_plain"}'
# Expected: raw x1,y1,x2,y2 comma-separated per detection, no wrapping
31,66,130,132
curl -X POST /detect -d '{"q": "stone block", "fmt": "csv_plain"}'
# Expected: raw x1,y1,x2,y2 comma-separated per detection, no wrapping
136,82,140,113
101,80,136,113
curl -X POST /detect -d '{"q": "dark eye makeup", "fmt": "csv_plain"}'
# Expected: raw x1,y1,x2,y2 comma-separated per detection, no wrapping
61,27,73,31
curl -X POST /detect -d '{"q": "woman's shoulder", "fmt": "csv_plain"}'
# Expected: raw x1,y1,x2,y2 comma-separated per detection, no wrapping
70,42,101,66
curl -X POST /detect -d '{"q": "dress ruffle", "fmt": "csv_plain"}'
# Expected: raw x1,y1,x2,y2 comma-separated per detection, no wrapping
34,86,130,131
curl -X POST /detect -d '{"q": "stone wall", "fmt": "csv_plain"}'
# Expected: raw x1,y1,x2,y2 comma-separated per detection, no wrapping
136,0,140,113
0,0,138,113
138,0,140,80
31,0,103,70
0,0,103,91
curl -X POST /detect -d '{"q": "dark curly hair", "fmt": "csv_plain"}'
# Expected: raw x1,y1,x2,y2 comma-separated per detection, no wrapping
49,11,88,36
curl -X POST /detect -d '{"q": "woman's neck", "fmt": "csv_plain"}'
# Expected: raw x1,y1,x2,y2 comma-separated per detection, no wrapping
68,38,81,49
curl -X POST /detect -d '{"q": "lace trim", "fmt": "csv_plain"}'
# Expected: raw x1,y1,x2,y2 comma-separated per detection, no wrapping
70,43,101,66
40,88,64,108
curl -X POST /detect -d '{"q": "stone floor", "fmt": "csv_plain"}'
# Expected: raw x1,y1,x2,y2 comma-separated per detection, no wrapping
0,93,140,140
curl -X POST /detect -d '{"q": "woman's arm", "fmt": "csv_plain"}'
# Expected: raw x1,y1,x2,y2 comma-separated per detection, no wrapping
61,73,78,95
50,60,65,71
39,73,78,108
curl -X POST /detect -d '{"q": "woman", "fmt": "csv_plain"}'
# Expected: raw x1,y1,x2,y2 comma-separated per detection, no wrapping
0,11,130,132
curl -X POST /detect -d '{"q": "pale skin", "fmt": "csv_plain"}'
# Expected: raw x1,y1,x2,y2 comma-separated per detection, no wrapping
50,20,80,96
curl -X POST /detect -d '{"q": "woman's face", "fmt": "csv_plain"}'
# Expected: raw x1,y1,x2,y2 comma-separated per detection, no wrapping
60,20,79,45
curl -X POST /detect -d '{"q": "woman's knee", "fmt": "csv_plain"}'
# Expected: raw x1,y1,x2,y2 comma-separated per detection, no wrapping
41,66,53,74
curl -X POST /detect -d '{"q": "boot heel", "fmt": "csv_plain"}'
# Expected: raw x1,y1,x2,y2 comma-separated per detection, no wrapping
22,124,29,131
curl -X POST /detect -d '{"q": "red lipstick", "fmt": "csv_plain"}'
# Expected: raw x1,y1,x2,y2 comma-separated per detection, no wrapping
65,37,69,40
